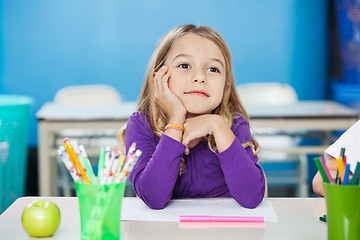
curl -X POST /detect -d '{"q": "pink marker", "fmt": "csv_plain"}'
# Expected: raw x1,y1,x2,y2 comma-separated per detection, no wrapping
179,215,264,223
124,142,136,165
319,156,335,184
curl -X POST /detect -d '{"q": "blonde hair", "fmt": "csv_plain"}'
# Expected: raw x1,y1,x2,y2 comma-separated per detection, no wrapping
120,24,259,165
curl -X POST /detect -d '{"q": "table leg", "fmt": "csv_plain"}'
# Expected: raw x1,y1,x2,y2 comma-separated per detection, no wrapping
38,122,58,196
298,153,308,197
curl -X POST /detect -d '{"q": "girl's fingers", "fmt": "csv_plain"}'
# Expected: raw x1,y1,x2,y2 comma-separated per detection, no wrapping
184,147,190,155
156,70,163,93
182,131,192,146
153,66,165,97
153,65,186,119
161,69,171,91
154,66,168,96
153,74,159,97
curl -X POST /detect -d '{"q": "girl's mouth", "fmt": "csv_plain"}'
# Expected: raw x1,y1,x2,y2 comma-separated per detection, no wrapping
185,90,209,97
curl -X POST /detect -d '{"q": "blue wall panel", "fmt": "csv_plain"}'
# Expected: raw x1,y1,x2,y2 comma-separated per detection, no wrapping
0,0,328,145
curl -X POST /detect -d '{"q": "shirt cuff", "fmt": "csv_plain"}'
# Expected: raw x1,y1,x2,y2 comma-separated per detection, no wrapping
215,138,245,159
159,134,186,156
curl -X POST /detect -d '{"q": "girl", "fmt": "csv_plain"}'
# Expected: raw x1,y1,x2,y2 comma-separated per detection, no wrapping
122,24,266,209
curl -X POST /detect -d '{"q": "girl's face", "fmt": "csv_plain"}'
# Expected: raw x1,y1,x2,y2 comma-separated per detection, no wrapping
164,33,227,116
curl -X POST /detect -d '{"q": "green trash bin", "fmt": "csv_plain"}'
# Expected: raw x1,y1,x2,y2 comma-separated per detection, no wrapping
0,95,34,213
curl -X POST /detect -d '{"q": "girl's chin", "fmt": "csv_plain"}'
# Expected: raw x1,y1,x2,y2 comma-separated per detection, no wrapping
185,109,213,118
182,101,218,116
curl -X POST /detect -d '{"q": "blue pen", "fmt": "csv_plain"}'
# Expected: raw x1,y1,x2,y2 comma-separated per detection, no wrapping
342,163,350,185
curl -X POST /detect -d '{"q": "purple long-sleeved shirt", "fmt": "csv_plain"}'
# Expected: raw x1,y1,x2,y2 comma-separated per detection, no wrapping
126,112,265,209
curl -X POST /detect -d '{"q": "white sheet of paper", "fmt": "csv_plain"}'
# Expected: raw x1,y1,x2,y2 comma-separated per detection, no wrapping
121,198,278,222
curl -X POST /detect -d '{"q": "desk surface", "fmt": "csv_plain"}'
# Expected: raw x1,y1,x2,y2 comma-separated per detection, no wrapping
36,102,138,121
36,100,358,121
0,197,327,240
245,101,358,119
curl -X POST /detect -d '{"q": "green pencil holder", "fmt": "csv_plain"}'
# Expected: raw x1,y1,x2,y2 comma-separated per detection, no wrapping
323,183,360,240
75,182,126,240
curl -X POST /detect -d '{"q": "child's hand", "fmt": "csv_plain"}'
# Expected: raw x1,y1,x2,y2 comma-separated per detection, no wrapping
182,115,213,148
153,66,186,121
182,115,235,154
312,157,339,197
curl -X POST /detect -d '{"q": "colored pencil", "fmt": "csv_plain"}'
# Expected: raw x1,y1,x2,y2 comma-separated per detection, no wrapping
342,163,350,185
350,162,360,185
319,156,335,184
314,157,330,183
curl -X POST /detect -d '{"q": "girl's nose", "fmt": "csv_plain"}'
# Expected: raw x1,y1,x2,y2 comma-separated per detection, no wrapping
192,70,207,84
193,79,206,83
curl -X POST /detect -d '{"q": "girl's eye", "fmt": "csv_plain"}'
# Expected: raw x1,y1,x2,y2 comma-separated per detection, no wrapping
178,63,190,69
208,67,220,73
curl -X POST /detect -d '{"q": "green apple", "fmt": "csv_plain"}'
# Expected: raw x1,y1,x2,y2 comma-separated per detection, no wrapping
21,199,61,237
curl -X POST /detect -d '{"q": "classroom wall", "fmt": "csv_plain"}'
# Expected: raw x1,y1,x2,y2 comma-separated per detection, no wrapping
0,0,328,146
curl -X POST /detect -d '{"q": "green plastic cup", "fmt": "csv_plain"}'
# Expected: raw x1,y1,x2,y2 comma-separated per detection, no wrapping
75,182,126,240
323,183,360,240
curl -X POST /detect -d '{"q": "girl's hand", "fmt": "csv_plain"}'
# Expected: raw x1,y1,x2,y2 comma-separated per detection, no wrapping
312,157,338,197
182,114,235,154
153,66,186,123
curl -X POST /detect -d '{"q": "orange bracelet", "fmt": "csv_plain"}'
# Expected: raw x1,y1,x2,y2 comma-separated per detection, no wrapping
165,124,184,132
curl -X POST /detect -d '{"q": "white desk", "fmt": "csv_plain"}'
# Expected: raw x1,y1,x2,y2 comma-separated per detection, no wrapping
36,101,358,196
247,101,358,153
0,197,327,240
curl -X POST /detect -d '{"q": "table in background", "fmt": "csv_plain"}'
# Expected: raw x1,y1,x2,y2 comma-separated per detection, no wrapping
0,197,327,240
36,102,138,196
36,100,359,196
246,101,358,196
247,101,358,153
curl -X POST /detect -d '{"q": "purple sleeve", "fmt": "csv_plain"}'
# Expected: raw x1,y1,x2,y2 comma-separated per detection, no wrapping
216,118,265,208
126,112,186,209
